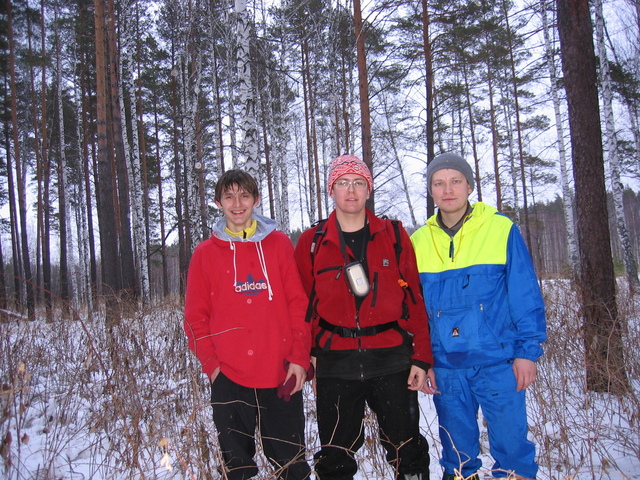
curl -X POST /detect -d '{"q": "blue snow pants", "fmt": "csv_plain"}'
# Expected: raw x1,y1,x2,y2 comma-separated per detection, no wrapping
433,361,537,479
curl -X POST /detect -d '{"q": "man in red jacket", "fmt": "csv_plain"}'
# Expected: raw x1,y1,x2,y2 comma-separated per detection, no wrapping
184,169,312,480
294,154,436,480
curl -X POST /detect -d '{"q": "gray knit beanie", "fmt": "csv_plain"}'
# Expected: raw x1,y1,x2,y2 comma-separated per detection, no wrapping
427,153,475,195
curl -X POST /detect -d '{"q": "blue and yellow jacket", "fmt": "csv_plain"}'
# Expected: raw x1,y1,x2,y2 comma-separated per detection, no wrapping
410,202,546,369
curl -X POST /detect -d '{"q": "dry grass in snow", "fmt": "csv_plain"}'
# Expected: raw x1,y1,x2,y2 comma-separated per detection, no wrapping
1,280,639,479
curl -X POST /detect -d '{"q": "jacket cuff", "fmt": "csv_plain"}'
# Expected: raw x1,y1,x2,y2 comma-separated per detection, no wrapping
411,359,431,372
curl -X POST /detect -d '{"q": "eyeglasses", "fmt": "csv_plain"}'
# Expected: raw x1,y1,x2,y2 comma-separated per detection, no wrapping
334,179,368,190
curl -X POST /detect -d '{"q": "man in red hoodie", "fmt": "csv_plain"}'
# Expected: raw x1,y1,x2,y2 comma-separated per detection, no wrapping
295,155,436,480
184,169,312,480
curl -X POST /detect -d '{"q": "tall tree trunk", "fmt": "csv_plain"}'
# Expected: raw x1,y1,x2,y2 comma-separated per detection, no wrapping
80,51,98,312
301,41,317,223
0,238,6,321
154,106,170,298
380,93,417,228
486,61,502,211
171,46,188,296
209,2,225,173
235,0,259,178
421,0,435,217
594,0,639,290
121,0,150,304
503,2,532,249
354,0,374,211
94,0,123,323
556,0,629,395
106,0,136,298
462,62,483,203
3,100,23,308
26,4,45,308
540,0,579,272
54,9,73,312
8,0,35,320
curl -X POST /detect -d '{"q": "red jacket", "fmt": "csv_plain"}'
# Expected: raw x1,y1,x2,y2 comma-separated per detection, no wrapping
294,210,433,368
184,215,311,388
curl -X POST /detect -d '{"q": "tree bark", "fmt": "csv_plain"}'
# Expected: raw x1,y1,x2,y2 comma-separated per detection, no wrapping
8,0,35,320
94,0,122,323
421,0,435,217
556,0,629,395
594,0,639,290
540,0,579,272
354,0,374,212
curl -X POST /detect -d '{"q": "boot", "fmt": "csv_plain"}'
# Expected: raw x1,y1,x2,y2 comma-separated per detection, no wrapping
443,474,479,480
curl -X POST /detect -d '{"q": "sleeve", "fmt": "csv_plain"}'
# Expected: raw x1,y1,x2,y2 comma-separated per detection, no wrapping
278,234,312,370
183,244,220,378
293,229,315,295
293,228,320,356
397,223,435,370
506,225,547,362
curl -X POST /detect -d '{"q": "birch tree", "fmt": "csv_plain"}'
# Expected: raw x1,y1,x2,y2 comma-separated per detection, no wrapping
120,0,150,304
594,0,639,289
53,5,74,310
235,0,259,179
539,0,579,272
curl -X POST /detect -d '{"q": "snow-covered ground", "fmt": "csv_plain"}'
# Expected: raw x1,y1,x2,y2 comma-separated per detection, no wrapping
1,281,639,479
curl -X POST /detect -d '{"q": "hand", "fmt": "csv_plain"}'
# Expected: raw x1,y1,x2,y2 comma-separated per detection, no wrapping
407,365,427,391
512,358,537,391
285,362,307,396
420,368,439,395
210,367,221,383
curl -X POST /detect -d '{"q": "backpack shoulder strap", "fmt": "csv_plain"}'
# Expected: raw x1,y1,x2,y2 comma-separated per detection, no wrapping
387,219,417,311
305,219,328,323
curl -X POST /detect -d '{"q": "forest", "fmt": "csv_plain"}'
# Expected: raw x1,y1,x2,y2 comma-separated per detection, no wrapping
0,0,638,316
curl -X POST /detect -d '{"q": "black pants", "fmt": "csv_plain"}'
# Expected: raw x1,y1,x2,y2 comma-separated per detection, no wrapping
210,373,311,480
315,370,430,480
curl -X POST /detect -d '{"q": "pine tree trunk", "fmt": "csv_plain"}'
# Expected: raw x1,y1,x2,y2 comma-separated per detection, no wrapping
54,11,73,311
106,0,136,298
421,0,436,217
486,61,502,211
3,89,24,309
301,41,317,223
354,0,374,212
462,63,483,203
8,0,35,320
503,2,532,250
154,107,170,298
94,0,122,323
26,6,46,309
556,0,629,395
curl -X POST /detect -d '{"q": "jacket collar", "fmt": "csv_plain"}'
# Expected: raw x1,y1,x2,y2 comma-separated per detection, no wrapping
324,208,387,245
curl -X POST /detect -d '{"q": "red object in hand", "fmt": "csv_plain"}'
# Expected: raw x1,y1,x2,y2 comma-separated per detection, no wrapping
277,362,315,401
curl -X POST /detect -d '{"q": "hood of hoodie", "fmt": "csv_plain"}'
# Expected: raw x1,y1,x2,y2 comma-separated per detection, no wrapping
210,213,277,243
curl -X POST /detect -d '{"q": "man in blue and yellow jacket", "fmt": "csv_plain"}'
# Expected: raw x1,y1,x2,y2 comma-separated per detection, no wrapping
410,153,546,480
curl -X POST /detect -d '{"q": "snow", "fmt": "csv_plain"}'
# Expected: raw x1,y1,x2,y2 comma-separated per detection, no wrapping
1,283,639,479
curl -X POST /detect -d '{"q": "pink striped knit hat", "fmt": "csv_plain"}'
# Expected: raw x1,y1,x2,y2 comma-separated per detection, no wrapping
327,154,373,194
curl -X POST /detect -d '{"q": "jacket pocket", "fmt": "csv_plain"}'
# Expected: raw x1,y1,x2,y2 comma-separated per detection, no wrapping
431,303,499,357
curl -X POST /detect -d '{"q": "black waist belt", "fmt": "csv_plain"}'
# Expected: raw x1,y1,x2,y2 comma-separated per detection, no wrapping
318,318,399,338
